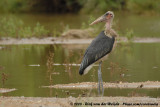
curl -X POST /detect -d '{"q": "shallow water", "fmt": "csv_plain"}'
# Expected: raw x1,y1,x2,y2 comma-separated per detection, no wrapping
0,43,160,97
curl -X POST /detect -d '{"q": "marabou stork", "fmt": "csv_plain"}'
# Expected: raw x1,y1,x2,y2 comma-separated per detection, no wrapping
79,11,118,95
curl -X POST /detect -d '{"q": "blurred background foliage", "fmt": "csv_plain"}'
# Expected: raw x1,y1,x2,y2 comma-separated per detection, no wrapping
0,0,82,13
0,0,160,14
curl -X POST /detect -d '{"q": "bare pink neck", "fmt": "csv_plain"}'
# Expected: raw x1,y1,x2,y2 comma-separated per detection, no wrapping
105,20,118,37
105,21,111,32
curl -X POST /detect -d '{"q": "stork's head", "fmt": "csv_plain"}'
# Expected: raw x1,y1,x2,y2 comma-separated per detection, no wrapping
90,11,114,26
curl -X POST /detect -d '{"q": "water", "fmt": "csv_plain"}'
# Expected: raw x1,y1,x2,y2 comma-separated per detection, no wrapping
0,13,160,97
0,43,160,97
1,13,160,37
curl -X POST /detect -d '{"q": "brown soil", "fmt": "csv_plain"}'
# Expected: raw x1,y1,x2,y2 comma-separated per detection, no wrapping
42,81,160,89
1,37,160,45
0,96,159,107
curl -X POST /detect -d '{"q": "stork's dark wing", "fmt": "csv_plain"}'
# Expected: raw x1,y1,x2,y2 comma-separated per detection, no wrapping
79,31,115,75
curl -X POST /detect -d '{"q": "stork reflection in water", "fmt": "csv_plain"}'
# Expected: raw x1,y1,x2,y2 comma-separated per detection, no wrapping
79,11,118,96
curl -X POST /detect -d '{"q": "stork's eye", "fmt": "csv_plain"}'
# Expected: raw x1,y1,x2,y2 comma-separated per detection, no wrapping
105,13,109,16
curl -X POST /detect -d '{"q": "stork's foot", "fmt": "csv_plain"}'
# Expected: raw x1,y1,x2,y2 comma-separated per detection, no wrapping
98,61,104,96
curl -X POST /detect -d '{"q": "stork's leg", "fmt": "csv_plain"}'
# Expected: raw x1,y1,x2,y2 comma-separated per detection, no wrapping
98,61,104,96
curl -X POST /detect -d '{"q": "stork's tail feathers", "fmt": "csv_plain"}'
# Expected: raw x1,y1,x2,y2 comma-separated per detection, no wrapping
79,58,88,75
79,59,93,75
79,65,92,75
79,68,84,75
79,62,85,75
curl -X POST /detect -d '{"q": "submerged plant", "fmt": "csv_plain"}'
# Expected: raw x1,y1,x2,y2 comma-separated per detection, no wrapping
1,72,8,88
46,51,54,96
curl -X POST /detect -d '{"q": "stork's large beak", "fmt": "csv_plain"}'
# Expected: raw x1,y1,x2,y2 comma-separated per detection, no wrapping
90,14,106,25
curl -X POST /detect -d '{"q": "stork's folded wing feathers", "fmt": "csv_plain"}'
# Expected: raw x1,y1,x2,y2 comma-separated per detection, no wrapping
79,31,115,75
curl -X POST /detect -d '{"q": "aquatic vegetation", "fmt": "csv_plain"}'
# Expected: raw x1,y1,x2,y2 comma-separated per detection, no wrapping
52,28,61,37
46,51,54,80
1,72,8,88
18,26,32,38
0,17,23,37
125,29,134,41
0,17,49,38
46,51,54,73
33,23,49,37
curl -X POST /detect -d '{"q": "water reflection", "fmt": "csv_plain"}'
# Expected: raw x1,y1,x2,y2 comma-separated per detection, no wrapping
0,43,160,97
46,51,54,97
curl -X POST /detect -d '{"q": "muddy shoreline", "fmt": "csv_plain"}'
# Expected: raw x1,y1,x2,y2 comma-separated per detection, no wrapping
0,88,17,93
42,81,160,89
0,96,159,107
1,37,160,45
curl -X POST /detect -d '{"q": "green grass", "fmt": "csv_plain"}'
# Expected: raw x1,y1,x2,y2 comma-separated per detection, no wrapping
0,17,50,38
125,29,134,41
